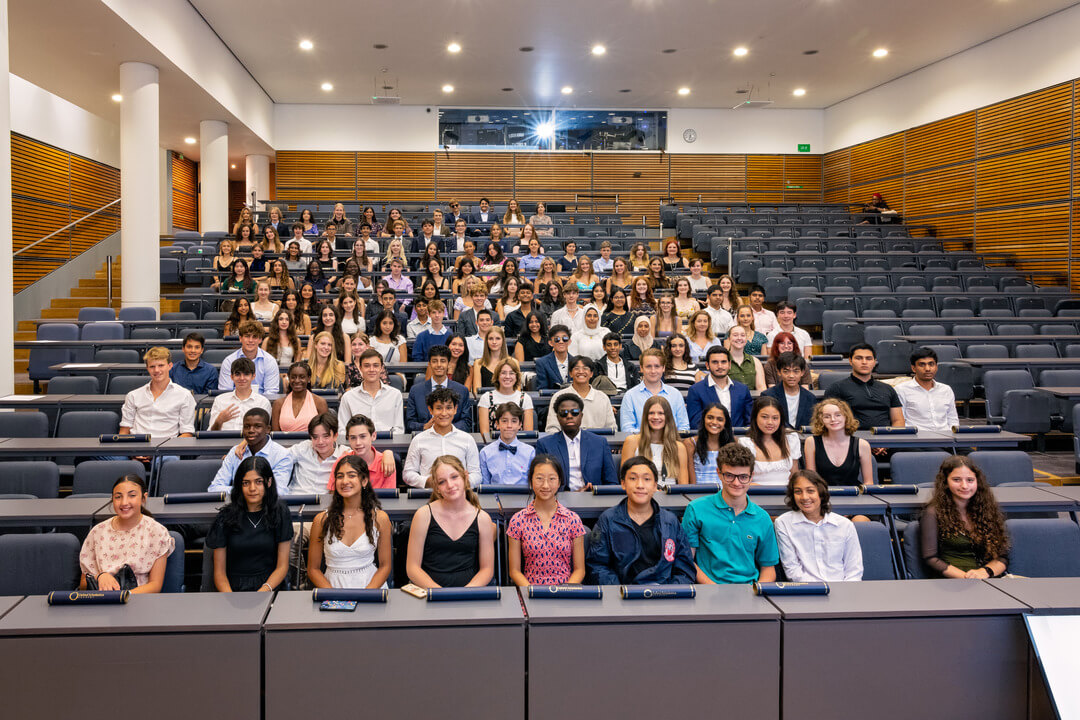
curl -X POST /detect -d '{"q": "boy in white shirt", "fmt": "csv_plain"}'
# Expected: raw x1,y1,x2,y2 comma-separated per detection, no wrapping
593,241,615,277
209,357,272,431
765,301,813,360
550,282,586,333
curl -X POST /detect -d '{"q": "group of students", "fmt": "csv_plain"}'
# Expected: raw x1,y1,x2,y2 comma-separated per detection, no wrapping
78,443,1008,593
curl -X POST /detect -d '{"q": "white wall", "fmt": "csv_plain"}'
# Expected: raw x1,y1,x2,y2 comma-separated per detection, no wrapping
667,108,823,154
10,74,119,166
274,104,438,151
101,0,274,146
825,4,1080,151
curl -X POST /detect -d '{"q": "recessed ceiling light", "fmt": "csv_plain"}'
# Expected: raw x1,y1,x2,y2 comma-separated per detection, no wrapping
524,112,531,116
184,137,196,144
230,164,236,169
111,93,122,102
519,46,534,52
677,87,691,96
793,88,806,97
592,44,606,56
442,84,454,93
321,82,333,91
447,42,461,53
662,48,677,54
561,86,573,94
733,46,748,57
299,39,313,51
872,48,888,58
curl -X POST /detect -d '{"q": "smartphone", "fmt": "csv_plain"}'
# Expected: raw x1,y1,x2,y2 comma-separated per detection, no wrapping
319,600,358,612
400,583,428,599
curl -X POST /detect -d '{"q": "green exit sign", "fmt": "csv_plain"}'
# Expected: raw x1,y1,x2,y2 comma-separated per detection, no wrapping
797,144,811,153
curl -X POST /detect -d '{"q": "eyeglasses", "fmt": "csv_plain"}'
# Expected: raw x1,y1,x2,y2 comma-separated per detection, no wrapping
552,336,570,343
721,471,753,485
557,408,582,418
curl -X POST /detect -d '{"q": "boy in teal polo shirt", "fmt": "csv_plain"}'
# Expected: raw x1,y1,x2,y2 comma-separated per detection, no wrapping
682,442,779,584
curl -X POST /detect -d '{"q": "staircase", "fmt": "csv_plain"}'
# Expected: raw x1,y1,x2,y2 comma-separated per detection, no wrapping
13,258,122,393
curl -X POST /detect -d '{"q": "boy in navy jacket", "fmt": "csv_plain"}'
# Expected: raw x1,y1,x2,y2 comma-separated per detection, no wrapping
586,456,696,585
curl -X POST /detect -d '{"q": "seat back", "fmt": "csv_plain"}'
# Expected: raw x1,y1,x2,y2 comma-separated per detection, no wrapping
1005,519,1080,577
935,362,974,402
56,411,120,438
108,375,150,395
855,521,899,580
0,411,49,438
968,451,1032,486
29,323,78,382
925,344,961,362
72,460,146,495
890,451,952,486
117,307,157,322
983,370,1034,421
1015,344,1058,359
162,531,186,593
901,520,927,579
94,349,140,364
130,328,173,341
80,321,124,342
0,534,81,594
157,459,223,495
0,461,60,497
46,375,100,394
77,307,116,322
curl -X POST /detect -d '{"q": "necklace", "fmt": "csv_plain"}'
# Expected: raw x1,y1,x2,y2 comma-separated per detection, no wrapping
247,513,263,529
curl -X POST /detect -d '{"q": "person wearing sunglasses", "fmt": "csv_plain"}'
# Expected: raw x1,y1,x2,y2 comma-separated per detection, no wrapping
681,442,779,584
534,324,575,390
536,394,617,491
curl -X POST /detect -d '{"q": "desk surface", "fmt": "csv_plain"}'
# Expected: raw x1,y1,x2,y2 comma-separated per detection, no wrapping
0,592,272,636
898,335,1079,344
0,597,23,619
142,497,227,524
739,491,888,516
767,578,1028,619
986,577,1080,614
878,486,1074,514
1036,485,1080,505
960,357,1080,367
264,588,525,630
1038,386,1080,399
0,437,166,456
523,583,779,624
0,498,110,527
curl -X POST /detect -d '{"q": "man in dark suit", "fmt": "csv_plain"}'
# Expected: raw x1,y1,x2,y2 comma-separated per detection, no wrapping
467,197,496,236
761,352,817,429
594,332,640,393
444,199,467,228
534,324,574,390
365,285,409,335
430,208,452,237
405,345,472,432
536,394,617,491
687,346,752,428
409,219,446,261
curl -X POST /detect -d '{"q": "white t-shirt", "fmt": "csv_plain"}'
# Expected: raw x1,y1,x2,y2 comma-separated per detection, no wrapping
209,391,272,432
785,389,801,428
478,389,533,413
688,275,710,293
738,433,803,486
370,336,406,362
767,326,813,355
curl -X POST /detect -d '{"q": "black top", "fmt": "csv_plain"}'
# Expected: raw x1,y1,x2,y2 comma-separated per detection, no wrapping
422,509,481,587
206,501,293,592
627,514,661,581
919,505,1009,576
601,310,634,336
517,335,549,362
824,375,902,429
479,365,495,389
661,258,685,272
813,435,861,486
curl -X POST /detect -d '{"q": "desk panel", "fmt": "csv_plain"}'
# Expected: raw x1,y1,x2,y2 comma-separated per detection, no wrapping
0,498,110,528
525,584,780,720
264,590,524,720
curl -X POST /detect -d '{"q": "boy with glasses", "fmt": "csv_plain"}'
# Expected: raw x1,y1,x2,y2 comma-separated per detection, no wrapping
681,442,778,584
535,324,574,390
536,394,617,491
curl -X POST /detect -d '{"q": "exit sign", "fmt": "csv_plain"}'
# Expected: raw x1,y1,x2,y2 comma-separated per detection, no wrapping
797,144,811,153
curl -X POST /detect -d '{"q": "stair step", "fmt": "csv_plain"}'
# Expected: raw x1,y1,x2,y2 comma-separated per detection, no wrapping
52,298,109,309
41,308,81,319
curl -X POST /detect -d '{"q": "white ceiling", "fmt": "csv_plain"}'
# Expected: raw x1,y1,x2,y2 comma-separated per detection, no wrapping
193,0,1080,109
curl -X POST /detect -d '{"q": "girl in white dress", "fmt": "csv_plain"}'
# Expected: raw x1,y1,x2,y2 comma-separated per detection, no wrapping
308,455,392,589
738,395,802,486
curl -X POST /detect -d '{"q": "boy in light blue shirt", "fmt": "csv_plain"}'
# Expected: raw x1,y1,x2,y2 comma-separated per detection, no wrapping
479,402,535,485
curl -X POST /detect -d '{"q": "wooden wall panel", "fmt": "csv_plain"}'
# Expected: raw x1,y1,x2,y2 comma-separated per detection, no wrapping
976,204,1070,277
171,151,198,232
905,112,976,173
824,187,849,205
746,155,784,202
904,164,975,217
356,151,434,201
669,154,746,201
976,83,1072,158
12,133,120,291
592,153,668,192
782,155,823,202
976,144,1070,208
850,178,904,213
923,214,975,246
850,132,904,185
823,149,850,194
435,152,515,199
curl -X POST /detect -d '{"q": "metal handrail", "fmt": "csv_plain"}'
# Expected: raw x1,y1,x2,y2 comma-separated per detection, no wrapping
13,198,121,257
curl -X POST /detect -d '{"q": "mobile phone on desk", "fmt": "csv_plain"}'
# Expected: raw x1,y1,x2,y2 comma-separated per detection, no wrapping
319,600,358,611
400,583,428,599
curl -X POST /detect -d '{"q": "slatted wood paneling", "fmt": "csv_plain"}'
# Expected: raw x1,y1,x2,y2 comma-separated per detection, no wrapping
357,152,435,202
746,155,784,202
12,133,120,291
435,152,515,200
514,152,591,198
782,155,824,203
976,204,1070,274
905,111,976,174
170,151,198,232
904,164,975,217
823,148,850,196
976,145,1071,208
850,132,904,184
976,83,1072,158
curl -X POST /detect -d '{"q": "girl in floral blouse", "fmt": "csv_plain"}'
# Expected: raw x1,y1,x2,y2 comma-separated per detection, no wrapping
79,474,174,592
506,454,587,587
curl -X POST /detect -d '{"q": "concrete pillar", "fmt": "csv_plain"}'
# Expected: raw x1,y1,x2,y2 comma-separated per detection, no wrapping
199,120,228,233
246,154,270,213
119,61,160,313
0,0,12,394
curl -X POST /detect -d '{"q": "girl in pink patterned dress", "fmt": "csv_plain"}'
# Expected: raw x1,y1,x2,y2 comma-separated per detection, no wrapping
79,474,174,592
506,454,588,587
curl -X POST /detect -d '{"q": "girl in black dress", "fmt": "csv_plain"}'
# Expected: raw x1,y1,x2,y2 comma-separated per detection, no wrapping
514,311,550,363
601,287,633,336
207,456,293,592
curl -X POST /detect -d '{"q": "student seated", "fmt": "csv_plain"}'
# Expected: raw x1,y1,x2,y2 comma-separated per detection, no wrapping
120,346,197,439
209,409,294,493
479,402,536,486
207,456,293,592
507,454,587,586
337,349,405,438
218,321,281,394
544,356,617,433
405,455,496,588
684,403,735,485
169,332,218,394
803,399,874,487
288,413,347,494
620,348,690,432
681,442,779,584
586,456,696,585
620,396,689,487
774,470,864,582
402,387,481,488
79,474,174,593
761,352,817,429
824,343,905,431
338,415,397,490
738,396,802,486
209,357,272,432
920,456,1010,579
536,394,617,491
405,345,473,433
307,455,393,589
